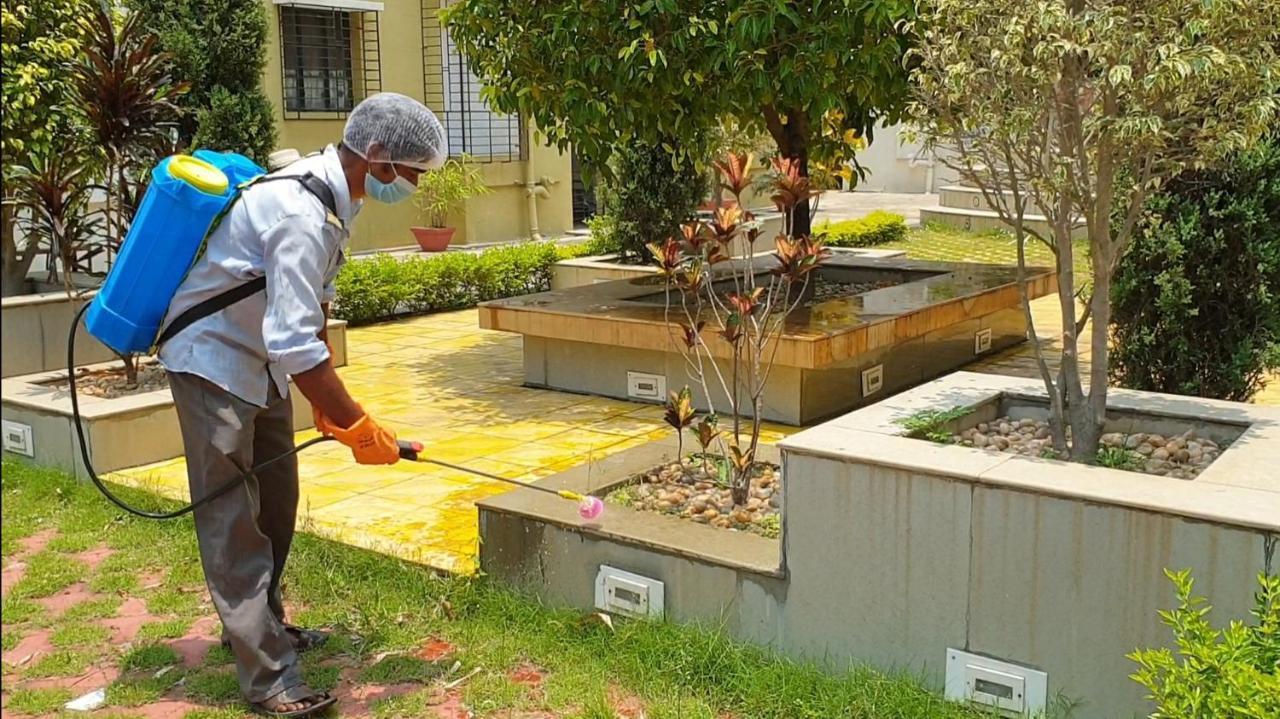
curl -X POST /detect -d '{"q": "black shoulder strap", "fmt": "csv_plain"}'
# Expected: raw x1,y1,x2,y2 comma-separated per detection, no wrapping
154,172,341,349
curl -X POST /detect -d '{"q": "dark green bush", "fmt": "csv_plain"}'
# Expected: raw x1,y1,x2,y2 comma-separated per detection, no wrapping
1110,138,1280,401
332,242,561,325
128,0,277,163
813,211,908,247
595,138,706,262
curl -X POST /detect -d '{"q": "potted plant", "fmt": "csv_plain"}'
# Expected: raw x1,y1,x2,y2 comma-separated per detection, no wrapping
410,155,490,252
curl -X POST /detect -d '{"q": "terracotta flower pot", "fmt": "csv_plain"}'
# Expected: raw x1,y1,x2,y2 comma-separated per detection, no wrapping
411,226,455,252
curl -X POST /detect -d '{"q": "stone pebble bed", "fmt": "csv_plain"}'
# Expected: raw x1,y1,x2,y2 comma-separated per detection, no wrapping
955,416,1224,479
607,460,782,537
52,362,169,399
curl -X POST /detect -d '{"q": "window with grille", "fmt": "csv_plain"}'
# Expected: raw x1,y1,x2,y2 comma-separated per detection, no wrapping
281,8,353,113
277,4,382,119
438,10,524,162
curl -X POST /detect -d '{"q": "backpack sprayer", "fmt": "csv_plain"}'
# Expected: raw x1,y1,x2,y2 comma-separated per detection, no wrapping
69,150,604,522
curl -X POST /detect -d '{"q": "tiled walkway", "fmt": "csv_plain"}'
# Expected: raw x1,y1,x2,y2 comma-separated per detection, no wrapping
112,291,1278,576
109,311,792,574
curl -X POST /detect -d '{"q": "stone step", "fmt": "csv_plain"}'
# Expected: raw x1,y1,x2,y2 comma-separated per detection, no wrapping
920,205,1086,240
939,185,1048,215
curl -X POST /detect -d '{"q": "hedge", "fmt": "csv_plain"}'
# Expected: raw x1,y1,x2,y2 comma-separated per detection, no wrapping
1110,136,1280,401
332,242,568,325
813,211,908,247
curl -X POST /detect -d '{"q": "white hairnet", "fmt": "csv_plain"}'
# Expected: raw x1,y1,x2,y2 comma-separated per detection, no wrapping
342,92,447,170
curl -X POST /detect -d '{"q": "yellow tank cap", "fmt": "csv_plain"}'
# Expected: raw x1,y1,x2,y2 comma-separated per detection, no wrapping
167,155,229,195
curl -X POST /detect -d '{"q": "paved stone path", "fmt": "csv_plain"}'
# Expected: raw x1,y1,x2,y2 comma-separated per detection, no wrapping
112,257,1277,575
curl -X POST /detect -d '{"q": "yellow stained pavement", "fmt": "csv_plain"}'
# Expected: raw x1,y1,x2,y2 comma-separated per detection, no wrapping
108,309,791,574
109,296,1278,575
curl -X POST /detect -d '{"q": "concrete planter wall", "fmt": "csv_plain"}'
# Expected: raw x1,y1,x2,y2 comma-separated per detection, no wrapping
551,211,790,290
477,372,1278,718
2,289,112,378
1,322,348,478
1,287,350,379
550,246,907,291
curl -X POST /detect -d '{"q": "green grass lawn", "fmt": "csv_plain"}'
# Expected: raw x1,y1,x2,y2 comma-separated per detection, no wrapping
884,223,1091,279
0,458,997,718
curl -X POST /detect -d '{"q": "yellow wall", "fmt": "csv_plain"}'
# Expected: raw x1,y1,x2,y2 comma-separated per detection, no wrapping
260,1,573,252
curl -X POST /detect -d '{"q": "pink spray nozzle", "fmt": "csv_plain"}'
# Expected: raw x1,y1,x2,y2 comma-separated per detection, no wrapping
578,495,605,521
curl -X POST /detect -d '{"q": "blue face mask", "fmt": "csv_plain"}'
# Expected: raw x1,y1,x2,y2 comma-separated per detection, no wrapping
365,163,416,204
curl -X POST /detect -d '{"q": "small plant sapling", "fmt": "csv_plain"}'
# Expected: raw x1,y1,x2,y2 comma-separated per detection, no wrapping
653,152,829,506
1095,446,1145,472
895,406,974,444
663,386,696,459
689,414,724,472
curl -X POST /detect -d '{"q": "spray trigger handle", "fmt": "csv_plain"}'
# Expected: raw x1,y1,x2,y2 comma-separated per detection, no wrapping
397,440,424,461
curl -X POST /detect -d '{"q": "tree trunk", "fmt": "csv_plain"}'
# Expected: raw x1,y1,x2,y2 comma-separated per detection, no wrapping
1074,260,1113,460
119,353,138,389
731,471,750,507
762,106,813,238
1,202,37,297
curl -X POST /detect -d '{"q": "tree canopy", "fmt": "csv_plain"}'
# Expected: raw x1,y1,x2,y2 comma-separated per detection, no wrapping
443,0,914,235
909,0,1279,459
1,0,92,172
126,0,276,162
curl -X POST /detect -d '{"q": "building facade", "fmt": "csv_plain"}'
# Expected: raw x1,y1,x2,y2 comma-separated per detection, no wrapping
262,0,574,251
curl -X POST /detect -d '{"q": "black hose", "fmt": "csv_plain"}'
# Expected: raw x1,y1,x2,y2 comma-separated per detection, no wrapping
68,301,334,519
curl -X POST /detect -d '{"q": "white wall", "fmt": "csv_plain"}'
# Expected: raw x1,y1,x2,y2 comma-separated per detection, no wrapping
854,122,958,194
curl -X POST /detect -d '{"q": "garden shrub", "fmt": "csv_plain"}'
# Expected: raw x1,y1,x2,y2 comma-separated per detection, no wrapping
332,242,562,325
331,254,408,323
595,138,706,262
813,211,907,247
1129,569,1280,718
1110,137,1280,401
580,212,622,256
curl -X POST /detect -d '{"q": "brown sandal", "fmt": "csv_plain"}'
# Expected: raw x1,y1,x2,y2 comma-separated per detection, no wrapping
250,683,335,718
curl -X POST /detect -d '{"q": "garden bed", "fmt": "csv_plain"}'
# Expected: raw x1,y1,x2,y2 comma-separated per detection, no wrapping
46,361,169,399
550,246,908,291
605,458,782,537
479,372,1278,719
1,321,349,478
949,416,1225,479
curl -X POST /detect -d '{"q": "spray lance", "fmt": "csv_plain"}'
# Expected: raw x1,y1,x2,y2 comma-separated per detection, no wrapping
67,150,604,522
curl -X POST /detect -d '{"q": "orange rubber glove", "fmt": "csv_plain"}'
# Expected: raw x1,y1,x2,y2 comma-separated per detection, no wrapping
318,411,399,465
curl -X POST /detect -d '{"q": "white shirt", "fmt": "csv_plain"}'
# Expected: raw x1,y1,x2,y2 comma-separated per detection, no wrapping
158,145,358,406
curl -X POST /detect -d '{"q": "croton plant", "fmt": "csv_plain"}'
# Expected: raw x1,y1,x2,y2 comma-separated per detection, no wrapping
656,153,829,506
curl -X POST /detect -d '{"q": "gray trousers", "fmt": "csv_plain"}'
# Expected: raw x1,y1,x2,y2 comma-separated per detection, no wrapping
168,371,301,703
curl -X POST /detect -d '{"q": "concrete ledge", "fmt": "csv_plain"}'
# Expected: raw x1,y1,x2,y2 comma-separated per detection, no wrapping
781,371,1279,531
479,370,1277,718
551,247,908,291
1,324,349,478
1,288,349,378
478,438,784,578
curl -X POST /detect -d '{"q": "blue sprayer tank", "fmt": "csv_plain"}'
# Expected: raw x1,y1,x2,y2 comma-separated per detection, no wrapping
84,151,266,354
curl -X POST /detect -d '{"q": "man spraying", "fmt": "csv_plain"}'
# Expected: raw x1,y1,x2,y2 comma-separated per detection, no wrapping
158,92,444,717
